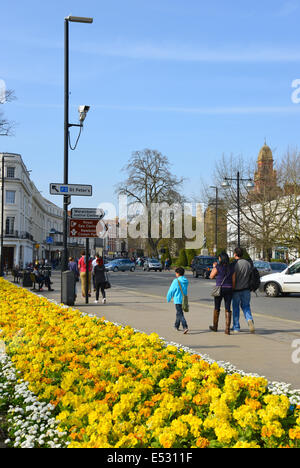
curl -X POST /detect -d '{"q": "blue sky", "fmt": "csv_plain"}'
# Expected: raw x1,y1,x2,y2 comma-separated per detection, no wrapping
1,0,300,209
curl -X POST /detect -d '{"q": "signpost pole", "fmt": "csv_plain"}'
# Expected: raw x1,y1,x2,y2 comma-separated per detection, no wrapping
63,17,69,275
85,238,89,304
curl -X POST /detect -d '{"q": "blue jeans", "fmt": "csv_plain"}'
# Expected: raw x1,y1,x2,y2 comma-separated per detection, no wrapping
232,290,253,331
175,304,188,330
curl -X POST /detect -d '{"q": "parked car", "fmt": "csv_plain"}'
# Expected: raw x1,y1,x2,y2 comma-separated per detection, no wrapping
143,258,162,272
191,256,218,279
105,258,135,272
269,262,288,273
259,259,300,297
253,260,272,277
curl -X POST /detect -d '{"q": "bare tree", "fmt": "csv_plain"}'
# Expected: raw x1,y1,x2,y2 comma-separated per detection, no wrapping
208,149,300,260
117,149,185,256
275,149,300,256
0,89,16,136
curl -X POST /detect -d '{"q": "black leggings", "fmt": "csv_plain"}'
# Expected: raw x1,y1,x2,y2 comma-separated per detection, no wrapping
214,287,233,311
95,282,106,301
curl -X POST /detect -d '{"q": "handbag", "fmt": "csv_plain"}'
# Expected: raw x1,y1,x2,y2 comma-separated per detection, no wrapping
177,279,189,313
211,270,230,297
211,285,221,297
104,272,111,289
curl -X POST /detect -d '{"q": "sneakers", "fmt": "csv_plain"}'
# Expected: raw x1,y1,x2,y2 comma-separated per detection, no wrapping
248,320,255,334
102,298,106,304
183,328,189,334
94,300,98,304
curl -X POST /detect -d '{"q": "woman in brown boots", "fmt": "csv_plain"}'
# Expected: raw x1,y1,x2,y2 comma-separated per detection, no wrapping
209,252,235,335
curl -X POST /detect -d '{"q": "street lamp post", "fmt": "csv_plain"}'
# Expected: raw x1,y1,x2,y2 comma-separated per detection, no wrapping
210,186,218,254
62,15,93,275
222,171,254,248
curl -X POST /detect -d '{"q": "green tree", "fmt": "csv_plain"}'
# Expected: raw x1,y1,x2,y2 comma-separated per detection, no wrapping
185,249,197,266
177,249,188,267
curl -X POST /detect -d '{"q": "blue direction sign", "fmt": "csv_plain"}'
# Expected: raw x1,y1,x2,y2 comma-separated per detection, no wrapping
49,183,92,196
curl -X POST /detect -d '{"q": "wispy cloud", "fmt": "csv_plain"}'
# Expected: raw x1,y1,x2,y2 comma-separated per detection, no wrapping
3,31,300,63
75,41,300,63
92,104,300,115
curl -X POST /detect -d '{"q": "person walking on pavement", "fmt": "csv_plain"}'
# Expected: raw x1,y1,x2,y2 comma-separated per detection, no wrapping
92,254,100,291
167,267,189,334
68,256,79,301
209,252,235,335
165,258,171,272
94,257,107,304
232,247,255,334
78,250,93,298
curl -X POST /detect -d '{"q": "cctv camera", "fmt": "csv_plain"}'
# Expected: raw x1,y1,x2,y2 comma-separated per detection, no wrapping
78,105,90,114
78,105,90,122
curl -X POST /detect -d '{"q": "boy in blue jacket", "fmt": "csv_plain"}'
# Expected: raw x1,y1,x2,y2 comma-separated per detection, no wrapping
167,267,189,334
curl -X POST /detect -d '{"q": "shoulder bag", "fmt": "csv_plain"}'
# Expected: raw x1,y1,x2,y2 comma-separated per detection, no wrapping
104,271,111,289
211,269,230,297
177,279,189,313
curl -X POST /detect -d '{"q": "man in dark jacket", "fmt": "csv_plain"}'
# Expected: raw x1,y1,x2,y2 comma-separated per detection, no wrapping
94,258,107,304
232,247,255,334
68,257,79,300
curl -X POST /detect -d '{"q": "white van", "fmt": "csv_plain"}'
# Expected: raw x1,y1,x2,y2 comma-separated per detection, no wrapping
259,259,300,297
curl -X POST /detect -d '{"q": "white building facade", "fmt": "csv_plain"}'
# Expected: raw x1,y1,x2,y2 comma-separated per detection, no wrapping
0,152,65,268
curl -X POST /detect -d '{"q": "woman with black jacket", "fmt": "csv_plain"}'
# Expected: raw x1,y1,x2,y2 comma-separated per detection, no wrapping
94,258,107,304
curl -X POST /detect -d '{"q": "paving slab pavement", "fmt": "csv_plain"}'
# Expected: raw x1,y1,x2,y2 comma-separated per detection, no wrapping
13,272,300,390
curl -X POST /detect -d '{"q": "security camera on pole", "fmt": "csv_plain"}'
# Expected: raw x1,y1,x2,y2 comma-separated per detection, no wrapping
61,14,93,304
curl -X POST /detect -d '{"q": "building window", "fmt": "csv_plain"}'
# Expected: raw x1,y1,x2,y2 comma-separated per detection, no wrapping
6,166,15,178
5,217,15,235
6,190,16,204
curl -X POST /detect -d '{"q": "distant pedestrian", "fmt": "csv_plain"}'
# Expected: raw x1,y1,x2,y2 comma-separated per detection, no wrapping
167,267,189,334
209,252,235,335
33,265,44,291
92,254,100,290
232,247,255,334
78,251,93,298
94,258,107,304
165,258,171,271
68,256,79,300
42,266,54,292
33,265,53,291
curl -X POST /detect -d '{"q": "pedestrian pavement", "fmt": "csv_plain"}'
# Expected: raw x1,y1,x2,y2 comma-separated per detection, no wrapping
10,272,300,390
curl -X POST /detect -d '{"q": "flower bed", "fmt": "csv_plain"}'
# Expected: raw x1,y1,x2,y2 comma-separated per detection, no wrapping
0,278,299,448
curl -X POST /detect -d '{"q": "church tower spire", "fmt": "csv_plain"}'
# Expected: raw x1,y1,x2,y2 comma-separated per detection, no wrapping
253,142,279,198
